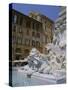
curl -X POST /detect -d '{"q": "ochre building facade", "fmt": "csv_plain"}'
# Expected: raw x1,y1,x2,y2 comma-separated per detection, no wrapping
11,9,54,61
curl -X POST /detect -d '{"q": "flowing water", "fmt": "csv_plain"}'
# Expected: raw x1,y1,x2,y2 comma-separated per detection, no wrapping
12,68,66,87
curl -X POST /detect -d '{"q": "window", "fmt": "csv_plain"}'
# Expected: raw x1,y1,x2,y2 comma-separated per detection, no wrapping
13,15,17,24
32,40,35,47
19,16,23,25
26,21,31,28
45,20,46,24
32,22,35,29
36,33,40,38
18,27,22,33
13,25,16,32
24,49,29,57
36,24,39,30
32,31,35,37
16,37,22,44
25,39,30,46
36,41,40,47
15,48,21,53
26,29,29,35
19,28,22,33
18,38,21,44
16,15,19,24
15,55,21,60
12,35,16,44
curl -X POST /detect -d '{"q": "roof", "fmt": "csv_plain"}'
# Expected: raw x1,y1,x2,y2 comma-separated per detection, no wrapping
29,11,54,23
10,9,42,25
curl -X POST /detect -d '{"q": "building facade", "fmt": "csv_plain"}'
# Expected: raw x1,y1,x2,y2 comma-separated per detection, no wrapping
29,12,54,53
11,9,54,61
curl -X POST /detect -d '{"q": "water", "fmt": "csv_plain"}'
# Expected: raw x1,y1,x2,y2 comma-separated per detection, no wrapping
12,68,56,87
